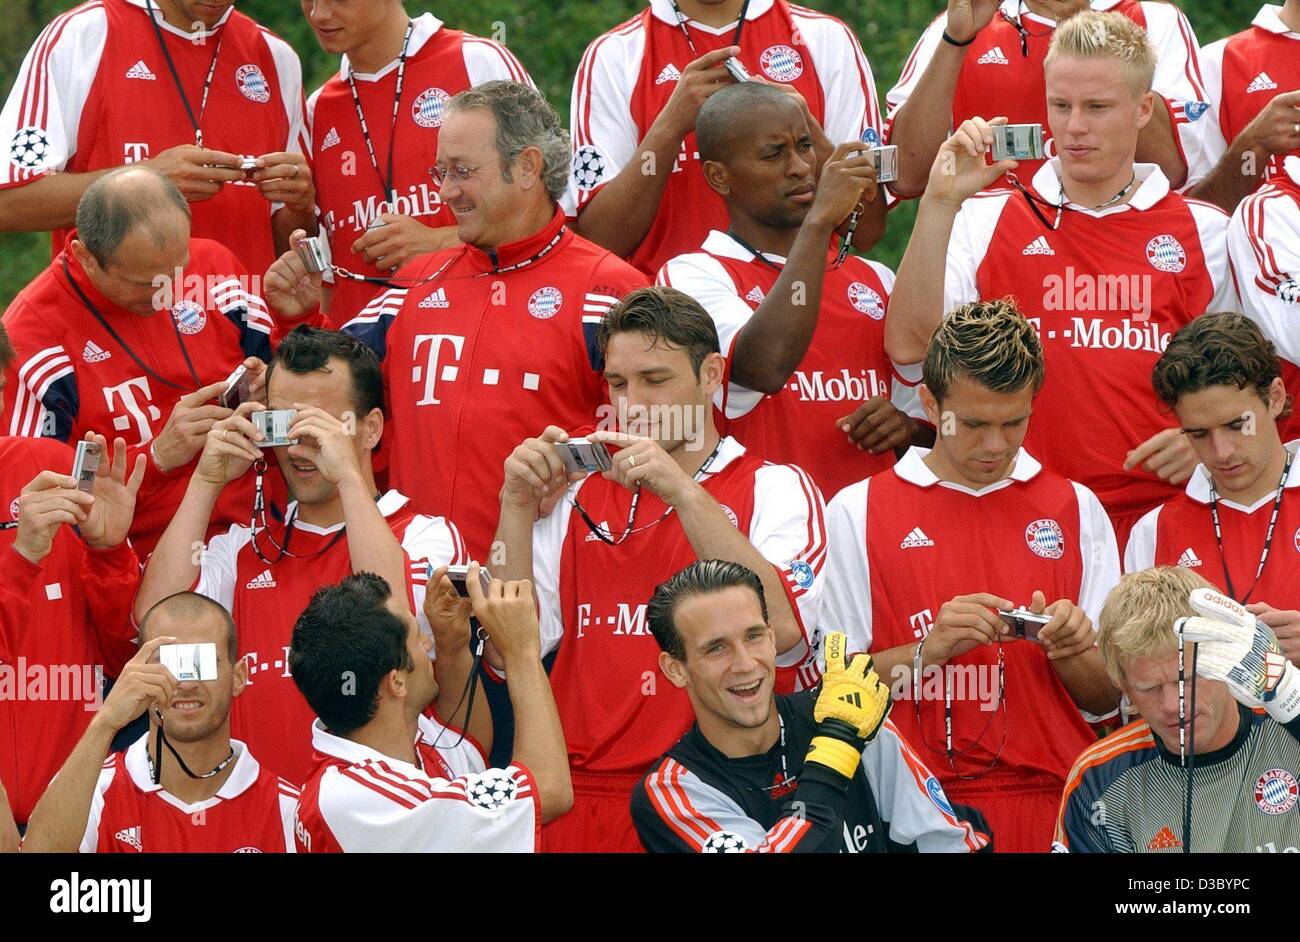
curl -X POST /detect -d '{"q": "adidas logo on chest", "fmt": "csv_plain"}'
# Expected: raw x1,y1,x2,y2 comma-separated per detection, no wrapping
1246,72,1278,93
900,527,935,549
977,46,1009,65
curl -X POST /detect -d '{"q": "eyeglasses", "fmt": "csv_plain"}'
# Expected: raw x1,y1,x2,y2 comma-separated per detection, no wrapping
429,156,506,188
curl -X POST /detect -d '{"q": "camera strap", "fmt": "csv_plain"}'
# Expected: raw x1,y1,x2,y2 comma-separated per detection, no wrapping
670,0,752,56
430,620,488,753
1207,447,1292,604
61,258,202,392
911,643,1008,780
144,0,225,148
149,711,237,785
725,230,783,272
345,18,414,205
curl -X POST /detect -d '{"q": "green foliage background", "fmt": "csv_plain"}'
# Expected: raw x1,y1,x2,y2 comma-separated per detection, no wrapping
0,0,1250,305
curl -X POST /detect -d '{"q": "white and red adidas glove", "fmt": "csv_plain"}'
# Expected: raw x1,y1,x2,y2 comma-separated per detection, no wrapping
1178,588,1300,723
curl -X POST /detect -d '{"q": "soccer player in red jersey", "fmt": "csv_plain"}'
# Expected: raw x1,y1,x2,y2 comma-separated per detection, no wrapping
0,0,314,285
826,300,1120,852
1125,314,1300,664
659,82,928,498
886,12,1238,546
303,0,535,326
886,0,1207,196
23,593,299,853
134,326,467,785
1,167,292,557
268,81,647,558
492,286,827,852
291,568,572,852
1189,2,1300,212
568,0,887,276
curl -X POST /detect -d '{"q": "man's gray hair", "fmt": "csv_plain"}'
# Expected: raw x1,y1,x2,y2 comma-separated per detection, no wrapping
445,81,571,201
76,165,190,268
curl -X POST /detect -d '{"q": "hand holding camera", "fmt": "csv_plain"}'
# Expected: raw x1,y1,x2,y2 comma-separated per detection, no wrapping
587,430,697,506
424,564,476,660
350,213,458,273
921,592,1016,666
247,151,315,214
281,405,367,489
144,144,246,202
1024,591,1095,660
658,46,743,140
91,635,180,735
263,228,324,321
502,426,588,511
808,140,881,231
943,0,1000,45
195,401,267,489
463,564,542,664
151,379,240,474
926,116,1021,209
75,433,147,551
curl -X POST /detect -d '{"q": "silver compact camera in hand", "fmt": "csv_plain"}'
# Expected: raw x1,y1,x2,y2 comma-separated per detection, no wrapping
294,236,329,274
251,409,298,448
554,438,613,475
71,440,101,494
864,145,898,184
990,123,1045,161
159,642,219,682
998,607,1052,642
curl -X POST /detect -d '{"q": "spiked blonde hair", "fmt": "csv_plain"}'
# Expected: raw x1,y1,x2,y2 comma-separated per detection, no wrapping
922,298,1045,402
1045,10,1157,96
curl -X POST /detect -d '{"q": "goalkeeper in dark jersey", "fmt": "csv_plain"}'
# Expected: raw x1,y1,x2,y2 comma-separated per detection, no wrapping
1057,566,1300,852
631,560,991,853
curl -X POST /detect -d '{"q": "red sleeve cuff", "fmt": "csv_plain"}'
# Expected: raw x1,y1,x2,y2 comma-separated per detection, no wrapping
6,544,45,580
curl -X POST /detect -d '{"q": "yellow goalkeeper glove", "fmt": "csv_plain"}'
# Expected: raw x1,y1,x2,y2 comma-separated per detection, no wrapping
806,632,892,780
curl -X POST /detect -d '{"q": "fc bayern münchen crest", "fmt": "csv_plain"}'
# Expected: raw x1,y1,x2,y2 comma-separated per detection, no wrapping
235,64,271,103
759,44,804,82
412,87,451,128
171,299,207,335
527,286,563,319
848,282,885,319
1024,518,1065,559
1254,768,1299,815
1146,234,1186,273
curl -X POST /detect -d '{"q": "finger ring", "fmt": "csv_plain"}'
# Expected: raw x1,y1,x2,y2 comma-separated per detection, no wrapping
627,455,637,469
222,429,231,441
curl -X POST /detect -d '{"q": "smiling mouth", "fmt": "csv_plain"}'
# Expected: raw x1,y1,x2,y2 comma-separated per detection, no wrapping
727,679,763,700
171,699,204,713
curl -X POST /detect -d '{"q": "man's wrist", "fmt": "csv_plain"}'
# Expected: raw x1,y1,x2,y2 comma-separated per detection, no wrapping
941,29,976,47
12,537,49,567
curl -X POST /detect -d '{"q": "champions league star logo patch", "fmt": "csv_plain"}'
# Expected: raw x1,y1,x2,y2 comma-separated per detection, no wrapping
235,64,271,103
1024,518,1065,559
1146,234,1187,273
1254,768,1298,815
527,286,563,319
848,282,885,319
9,126,50,170
702,830,747,853
171,299,207,335
759,45,804,82
465,769,519,811
572,145,607,191
412,88,451,128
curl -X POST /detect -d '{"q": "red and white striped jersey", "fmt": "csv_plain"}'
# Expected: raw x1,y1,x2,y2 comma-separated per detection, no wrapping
79,737,298,853
886,0,1213,188
308,12,534,327
530,435,827,776
192,490,464,785
1227,158,1300,440
0,240,282,558
938,160,1236,530
1197,5,1300,190
823,447,1118,789
0,0,308,279
1124,441,1300,610
341,207,647,558
658,230,923,497
566,0,882,276
294,715,538,852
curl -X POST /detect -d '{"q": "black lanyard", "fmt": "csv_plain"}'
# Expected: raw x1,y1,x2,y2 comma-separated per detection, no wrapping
726,230,783,272
1000,0,1053,58
329,227,565,288
144,0,225,148
912,645,1008,780
61,258,201,392
150,715,236,785
1208,449,1293,604
1007,171,1140,232
670,0,752,55
345,19,414,204
250,459,357,566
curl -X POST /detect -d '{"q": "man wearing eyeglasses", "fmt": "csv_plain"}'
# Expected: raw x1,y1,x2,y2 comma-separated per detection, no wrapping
266,81,647,560
885,11,1237,548
133,325,470,785
301,0,536,327
886,0,1210,197
0,0,313,291
490,286,827,852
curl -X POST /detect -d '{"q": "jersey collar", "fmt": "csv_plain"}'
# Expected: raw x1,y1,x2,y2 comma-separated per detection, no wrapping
310,715,440,775
705,230,839,269
1000,0,1124,28
1183,439,1300,512
287,489,411,536
1030,159,1169,215
339,12,444,81
465,204,567,274
124,736,261,811
126,0,233,40
1252,3,1300,36
893,445,1042,496
648,0,775,32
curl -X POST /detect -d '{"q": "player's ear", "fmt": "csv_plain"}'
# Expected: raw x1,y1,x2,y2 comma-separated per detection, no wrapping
514,145,544,191
699,351,725,397
701,159,730,197
230,652,249,698
1134,89,1155,131
360,407,383,453
1266,378,1287,420
69,239,100,274
919,384,942,429
659,651,689,690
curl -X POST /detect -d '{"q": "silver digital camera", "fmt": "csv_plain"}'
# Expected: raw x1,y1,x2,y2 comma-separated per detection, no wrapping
71,440,101,494
865,145,899,184
239,157,259,173
159,642,218,682
294,236,329,274
722,57,753,83
219,364,250,410
437,564,493,598
991,123,1045,161
554,438,613,475
998,607,1052,642
251,409,299,448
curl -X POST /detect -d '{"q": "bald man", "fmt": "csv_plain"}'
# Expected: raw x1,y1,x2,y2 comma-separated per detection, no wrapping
23,592,299,853
658,82,929,498
0,165,296,556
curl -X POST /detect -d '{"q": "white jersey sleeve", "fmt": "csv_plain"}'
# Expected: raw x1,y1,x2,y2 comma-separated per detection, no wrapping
277,779,300,853
884,13,947,130
1194,38,1232,173
857,259,926,420
423,712,488,776
944,191,1008,316
530,484,577,659
400,514,467,649
315,762,539,852
262,30,309,157
193,524,252,613
657,251,760,420
791,7,882,144
860,719,988,852
565,23,646,216
77,758,118,853
1228,179,1300,365
822,478,873,652
749,462,829,659
1138,1,1214,189
1186,197,1239,313
462,36,535,88
1071,481,1121,625
1124,505,1163,574
0,5,108,187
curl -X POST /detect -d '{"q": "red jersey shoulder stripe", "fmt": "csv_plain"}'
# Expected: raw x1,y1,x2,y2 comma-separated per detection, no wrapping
463,37,527,84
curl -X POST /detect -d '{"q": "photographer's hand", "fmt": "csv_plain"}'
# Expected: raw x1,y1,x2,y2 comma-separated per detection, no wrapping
263,228,324,321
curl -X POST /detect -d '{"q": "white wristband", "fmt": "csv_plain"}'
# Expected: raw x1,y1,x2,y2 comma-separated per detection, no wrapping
1266,661,1300,725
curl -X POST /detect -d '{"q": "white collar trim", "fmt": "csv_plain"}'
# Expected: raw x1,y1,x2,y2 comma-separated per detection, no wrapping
124,736,259,812
126,0,233,40
309,715,442,775
340,13,443,81
893,446,1042,495
648,0,775,33
1184,440,1300,512
1252,4,1300,36
1030,159,1168,214
287,489,410,536
703,229,788,265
